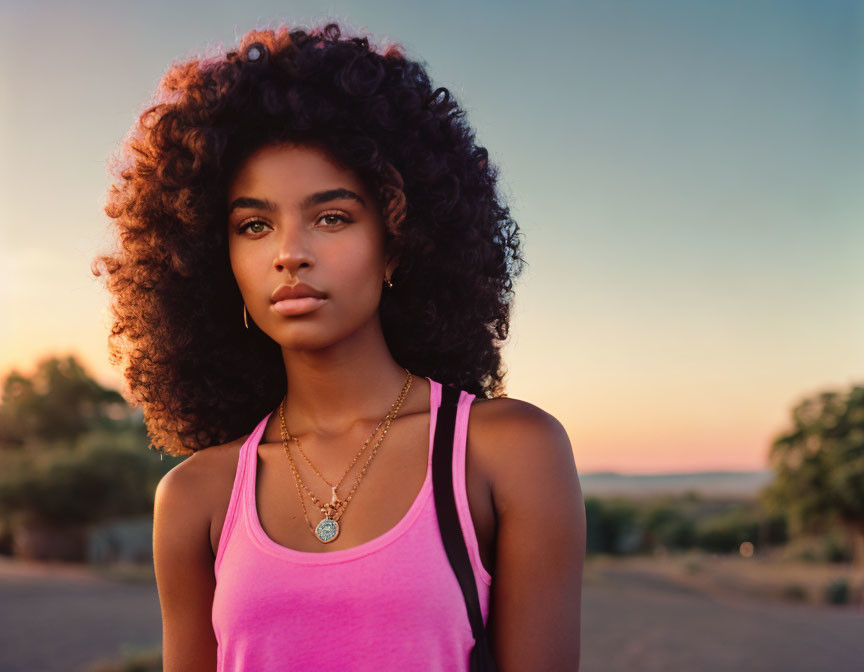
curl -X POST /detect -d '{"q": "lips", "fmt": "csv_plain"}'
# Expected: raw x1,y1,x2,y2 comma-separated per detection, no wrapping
270,282,327,303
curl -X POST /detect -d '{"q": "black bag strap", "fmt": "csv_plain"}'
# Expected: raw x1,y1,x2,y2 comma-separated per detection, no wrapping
432,383,499,672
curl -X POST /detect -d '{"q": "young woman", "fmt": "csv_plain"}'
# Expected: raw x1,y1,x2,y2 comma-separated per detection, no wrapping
93,22,585,671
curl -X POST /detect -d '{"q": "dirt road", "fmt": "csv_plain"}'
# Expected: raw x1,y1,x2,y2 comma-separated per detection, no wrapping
0,557,862,671
582,564,864,671
0,559,161,672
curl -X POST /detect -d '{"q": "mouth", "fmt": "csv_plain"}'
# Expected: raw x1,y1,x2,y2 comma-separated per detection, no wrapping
270,281,328,302
270,296,328,316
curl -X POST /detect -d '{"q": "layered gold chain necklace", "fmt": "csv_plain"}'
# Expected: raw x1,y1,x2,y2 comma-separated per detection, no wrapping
278,368,414,544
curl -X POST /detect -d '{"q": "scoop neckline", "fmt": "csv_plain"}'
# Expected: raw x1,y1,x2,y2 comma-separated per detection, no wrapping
243,376,441,565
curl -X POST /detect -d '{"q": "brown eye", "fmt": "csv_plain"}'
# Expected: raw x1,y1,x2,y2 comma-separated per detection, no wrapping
238,219,269,234
317,212,351,227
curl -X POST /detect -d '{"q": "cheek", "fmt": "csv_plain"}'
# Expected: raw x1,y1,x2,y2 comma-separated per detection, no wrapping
328,232,384,283
228,240,269,295
324,238,385,310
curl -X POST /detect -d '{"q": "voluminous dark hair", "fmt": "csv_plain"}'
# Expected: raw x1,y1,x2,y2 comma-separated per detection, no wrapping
92,22,525,456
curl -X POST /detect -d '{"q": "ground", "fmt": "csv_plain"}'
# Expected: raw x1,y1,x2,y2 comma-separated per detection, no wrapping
0,554,862,671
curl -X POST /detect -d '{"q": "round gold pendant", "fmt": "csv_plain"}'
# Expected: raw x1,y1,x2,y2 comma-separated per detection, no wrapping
315,516,340,543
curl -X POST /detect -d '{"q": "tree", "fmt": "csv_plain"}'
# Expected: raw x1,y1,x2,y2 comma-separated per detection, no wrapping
0,436,169,525
761,384,864,566
0,354,137,448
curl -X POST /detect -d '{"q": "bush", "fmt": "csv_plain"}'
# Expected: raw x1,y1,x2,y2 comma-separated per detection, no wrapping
0,429,178,526
821,533,854,563
586,493,791,557
695,507,760,553
586,497,642,554
640,502,696,551
824,577,850,605
782,533,854,564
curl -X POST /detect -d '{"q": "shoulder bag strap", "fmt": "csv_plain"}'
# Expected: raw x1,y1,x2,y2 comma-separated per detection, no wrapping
432,383,499,671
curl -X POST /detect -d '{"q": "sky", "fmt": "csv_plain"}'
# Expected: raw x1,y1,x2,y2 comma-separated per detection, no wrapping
0,0,861,473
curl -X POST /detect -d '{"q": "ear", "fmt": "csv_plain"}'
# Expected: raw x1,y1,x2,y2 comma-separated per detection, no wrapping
385,253,400,280
383,237,401,279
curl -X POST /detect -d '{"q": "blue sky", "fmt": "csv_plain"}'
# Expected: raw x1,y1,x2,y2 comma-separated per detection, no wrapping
0,0,861,471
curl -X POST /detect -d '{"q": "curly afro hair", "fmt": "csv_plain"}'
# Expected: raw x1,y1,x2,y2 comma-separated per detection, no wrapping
91,22,526,456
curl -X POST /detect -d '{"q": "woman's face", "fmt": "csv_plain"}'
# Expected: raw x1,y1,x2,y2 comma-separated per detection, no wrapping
226,142,394,350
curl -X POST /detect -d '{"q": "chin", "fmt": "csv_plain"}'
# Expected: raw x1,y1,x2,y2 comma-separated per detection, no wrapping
266,321,343,351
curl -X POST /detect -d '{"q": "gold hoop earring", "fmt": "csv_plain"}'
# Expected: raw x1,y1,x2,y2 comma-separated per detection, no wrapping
243,303,249,329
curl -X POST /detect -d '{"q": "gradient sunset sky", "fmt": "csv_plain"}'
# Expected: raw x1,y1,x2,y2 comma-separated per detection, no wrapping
1,0,861,473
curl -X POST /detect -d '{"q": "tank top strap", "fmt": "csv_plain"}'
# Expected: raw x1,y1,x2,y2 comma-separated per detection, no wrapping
427,377,442,465
242,409,272,486
451,388,493,586
214,411,272,576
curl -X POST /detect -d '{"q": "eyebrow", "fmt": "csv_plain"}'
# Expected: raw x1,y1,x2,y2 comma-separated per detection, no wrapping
227,188,367,214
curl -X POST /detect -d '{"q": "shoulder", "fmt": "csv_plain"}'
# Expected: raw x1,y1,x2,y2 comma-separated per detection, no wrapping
153,441,245,670
468,395,586,668
468,395,580,515
156,438,243,492
154,437,246,527
469,395,570,445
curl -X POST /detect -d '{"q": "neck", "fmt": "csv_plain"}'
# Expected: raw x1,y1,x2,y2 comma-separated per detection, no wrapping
269,317,417,441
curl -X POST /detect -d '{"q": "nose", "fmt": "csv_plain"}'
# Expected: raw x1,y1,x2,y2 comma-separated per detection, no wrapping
273,220,314,276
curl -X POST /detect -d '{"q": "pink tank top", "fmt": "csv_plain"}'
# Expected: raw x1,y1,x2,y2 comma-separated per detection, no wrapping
212,377,493,671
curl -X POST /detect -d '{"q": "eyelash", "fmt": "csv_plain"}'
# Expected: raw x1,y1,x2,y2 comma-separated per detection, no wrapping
237,212,351,234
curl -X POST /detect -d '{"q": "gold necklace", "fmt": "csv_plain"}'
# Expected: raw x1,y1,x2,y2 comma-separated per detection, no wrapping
288,369,413,492
278,371,413,543
278,369,414,543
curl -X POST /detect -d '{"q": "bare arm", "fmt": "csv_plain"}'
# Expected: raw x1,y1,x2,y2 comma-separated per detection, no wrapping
485,401,586,671
153,453,219,671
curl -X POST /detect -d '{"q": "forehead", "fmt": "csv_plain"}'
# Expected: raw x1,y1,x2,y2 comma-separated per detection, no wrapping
227,143,365,198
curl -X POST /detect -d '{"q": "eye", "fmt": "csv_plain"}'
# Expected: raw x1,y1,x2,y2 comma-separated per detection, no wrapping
237,218,271,235
235,212,351,235
316,212,351,227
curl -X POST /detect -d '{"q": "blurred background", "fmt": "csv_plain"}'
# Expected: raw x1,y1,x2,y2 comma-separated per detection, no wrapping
0,0,862,670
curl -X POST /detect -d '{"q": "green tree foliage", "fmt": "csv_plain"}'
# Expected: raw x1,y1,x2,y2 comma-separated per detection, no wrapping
0,433,174,525
586,497,642,554
0,354,176,530
640,501,697,550
760,384,864,566
585,494,787,556
0,355,140,448
694,506,760,553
